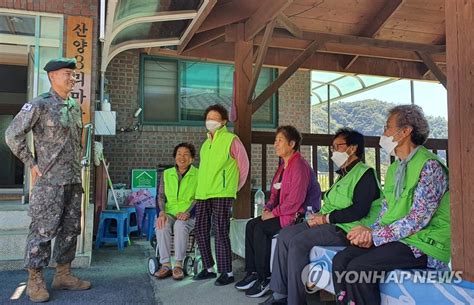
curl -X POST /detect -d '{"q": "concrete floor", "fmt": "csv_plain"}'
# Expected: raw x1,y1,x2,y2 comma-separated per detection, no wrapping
0,239,333,305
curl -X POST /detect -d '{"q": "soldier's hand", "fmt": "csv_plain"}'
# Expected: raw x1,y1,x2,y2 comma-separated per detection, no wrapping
31,165,43,177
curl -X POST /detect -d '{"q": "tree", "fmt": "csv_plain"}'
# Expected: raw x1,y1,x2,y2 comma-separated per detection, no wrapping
311,100,448,173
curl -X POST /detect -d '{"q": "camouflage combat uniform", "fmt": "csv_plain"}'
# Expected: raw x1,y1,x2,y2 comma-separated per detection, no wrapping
5,88,83,269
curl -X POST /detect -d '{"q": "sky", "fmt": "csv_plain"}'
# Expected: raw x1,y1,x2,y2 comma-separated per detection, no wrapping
311,71,448,119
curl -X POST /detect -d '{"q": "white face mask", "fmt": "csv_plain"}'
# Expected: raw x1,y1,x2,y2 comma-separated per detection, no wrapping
331,151,350,168
379,135,398,156
205,120,221,132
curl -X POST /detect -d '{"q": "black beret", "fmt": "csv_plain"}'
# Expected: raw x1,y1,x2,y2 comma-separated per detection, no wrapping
43,57,77,72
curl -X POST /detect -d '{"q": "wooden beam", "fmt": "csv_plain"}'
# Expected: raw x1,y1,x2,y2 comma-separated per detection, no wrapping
340,55,360,71
198,0,259,33
252,40,323,113
343,0,404,69
247,19,276,103
276,13,302,38
416,51,447,87
233,23,253,219
253,32,446,63
362,0,404,37
178,0,218,54
244,0,293,41
183,26,225,53
301,31,446,54
152,41,439,80
446,0,474,282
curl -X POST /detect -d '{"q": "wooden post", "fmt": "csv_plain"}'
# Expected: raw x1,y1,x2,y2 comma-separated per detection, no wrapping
446,0,474,281
233,23,253,219
93,162,108,236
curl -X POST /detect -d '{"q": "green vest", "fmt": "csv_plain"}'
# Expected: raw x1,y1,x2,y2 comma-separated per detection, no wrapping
320,162,383,233
195,126,239,199
163,165,198,217
382,146,450,263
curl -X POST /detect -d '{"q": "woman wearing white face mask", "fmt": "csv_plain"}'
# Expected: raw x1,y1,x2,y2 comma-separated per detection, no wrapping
193,104,249,286
333,105,450,305
261,128,382,305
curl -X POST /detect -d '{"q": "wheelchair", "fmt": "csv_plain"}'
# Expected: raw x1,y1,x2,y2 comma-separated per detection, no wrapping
147,229,203,277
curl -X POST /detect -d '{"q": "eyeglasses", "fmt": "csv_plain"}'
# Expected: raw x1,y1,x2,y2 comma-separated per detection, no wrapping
330,143,348,152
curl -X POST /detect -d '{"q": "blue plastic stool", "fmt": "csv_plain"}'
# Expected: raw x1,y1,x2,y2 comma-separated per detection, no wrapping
119,206,139,235
95,210,130,250
142,207,157,241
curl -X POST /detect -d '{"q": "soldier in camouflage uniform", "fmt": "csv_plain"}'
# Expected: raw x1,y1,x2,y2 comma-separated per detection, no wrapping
5,58,91,303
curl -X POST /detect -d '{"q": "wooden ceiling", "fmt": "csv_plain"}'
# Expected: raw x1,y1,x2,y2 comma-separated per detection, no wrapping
147,0,447,83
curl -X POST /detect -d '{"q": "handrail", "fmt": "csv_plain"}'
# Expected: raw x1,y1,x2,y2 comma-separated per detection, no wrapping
81,123,94,167
78,123,93,254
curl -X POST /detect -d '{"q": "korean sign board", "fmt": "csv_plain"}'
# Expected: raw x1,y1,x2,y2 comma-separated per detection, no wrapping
132,169,158,198
66,16,93,125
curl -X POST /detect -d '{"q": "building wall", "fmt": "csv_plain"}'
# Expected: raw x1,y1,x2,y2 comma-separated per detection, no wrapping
1,0,99,102
103,50,312,189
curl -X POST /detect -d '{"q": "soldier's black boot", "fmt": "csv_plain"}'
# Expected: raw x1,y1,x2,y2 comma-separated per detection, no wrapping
52,263,91,290
27,268,50,303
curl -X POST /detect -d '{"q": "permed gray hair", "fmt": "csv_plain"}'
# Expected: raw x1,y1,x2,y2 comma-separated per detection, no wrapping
388,104,430,145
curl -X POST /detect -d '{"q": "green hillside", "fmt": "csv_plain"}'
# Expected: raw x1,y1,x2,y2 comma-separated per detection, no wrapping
311,100,448,172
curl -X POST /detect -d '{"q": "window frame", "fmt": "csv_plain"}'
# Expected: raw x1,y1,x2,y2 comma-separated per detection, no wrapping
139,54,278,128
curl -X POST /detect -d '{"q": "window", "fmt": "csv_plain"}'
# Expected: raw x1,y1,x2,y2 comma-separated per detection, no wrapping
140,56,278,127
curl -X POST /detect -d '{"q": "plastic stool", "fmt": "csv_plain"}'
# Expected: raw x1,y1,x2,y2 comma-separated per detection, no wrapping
142,207,157,241
95,210,130,250
119,206,139,235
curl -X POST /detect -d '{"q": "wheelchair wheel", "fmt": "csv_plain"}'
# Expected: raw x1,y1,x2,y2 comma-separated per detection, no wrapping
193,255,203,275
183,256,194,276
148,257,160,276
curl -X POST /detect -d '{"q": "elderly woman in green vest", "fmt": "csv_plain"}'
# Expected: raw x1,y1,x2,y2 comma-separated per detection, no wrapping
154,143,198,280
193,104,249,286
332,104,450,305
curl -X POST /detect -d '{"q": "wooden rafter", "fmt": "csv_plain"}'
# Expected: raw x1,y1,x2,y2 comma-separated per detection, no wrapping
166,41,439,80
276,13,302,38
301,31,445,54
343,0,405,70
252,31,446,63
244,0,293,41
178,0,218,54
252,40,324,113
416,51,447,87
198,0,259,33
183,26,225,53
247,19,276,103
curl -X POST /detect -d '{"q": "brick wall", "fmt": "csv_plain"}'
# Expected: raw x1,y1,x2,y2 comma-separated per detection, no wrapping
1,0,97,16
251,69,312,190
103,50,311,189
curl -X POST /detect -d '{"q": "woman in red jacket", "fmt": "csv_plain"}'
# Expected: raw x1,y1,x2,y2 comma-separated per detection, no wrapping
235,125,317,298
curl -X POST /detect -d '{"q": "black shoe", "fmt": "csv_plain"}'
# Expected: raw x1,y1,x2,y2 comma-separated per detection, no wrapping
259,295,287,305
245,278,271,298
235,273,259,290
214,273,235,286
193,269,217,280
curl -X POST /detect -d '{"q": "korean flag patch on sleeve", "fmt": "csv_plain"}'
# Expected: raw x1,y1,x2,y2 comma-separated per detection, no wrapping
21,103,33,112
